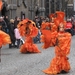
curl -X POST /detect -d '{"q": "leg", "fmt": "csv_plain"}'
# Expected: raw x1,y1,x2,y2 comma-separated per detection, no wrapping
17,39,20,48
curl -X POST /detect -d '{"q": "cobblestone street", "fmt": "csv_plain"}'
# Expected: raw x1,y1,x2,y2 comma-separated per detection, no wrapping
0,36,75,75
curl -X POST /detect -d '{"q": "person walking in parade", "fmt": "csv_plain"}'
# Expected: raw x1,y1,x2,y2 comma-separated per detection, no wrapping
42,11,71,74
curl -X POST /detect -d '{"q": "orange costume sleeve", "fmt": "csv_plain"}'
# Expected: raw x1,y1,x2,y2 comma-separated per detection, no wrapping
0,30,11,47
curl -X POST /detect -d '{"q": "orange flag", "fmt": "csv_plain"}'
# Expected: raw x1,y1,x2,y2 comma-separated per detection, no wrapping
0,0,3,11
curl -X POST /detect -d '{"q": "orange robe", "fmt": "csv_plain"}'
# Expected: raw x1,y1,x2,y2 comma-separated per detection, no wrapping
18,19,41,53
20,36,41,53
50,31,57,46
41,30,51,49
41,22,58,48
50,23,58,46
40,22,52,49
0,30,11,47
43,32,71,74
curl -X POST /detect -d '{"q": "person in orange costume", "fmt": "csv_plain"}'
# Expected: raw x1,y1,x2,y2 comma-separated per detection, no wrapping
50,11,66,47
17,19,41,53
50,14,58,46
42,23,71,74
0,26,11,48
40,21,52,49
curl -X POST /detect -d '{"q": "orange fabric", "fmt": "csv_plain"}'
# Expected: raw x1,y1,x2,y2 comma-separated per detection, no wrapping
40,30,51,49
41,22,58,48
40,22,52,48
56,11,65,22
18,19,38,37
30,26,38,37
0,0,3,11
55,32,71,56
43,56,70,74
17,19,29,36
53,11,66,27
18,19,41,53
50,23,58,32
43,32,71,74
0,30,11,47
50,31,58,46
41,22,51,31
54,19,67,29
49,13,54,19
20,37,41,53
54,18,61,26
50,23,58,46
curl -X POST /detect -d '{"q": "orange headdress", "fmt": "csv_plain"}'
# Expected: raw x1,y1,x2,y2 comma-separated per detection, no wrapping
58,21,67,29
54,18,61,26
17,18,29,36
49,13,55,19
55,11,65,22
17,19,38,37
54,11,66,28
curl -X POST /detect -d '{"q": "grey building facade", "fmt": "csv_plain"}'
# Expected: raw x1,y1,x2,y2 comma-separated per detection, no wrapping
1,0,46,20
1,0,74,20
1,0,29,19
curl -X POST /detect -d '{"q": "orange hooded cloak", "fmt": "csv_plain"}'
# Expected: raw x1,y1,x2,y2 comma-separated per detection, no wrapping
18,19,41,53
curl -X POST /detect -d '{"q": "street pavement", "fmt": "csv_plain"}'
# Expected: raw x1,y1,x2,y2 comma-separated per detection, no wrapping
0,35,75,75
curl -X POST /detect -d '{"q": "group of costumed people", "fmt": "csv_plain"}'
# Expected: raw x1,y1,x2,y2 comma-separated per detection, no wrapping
0,10,71,74
17,11,71,74
41,11,71,74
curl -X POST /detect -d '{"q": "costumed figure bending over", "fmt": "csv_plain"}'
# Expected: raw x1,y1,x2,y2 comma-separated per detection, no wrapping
17,19,41,53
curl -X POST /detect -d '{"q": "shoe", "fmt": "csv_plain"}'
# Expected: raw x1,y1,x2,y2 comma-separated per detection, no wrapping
60,70,68,74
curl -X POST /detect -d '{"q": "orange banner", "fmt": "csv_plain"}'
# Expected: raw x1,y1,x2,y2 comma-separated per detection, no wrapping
0,0,3,11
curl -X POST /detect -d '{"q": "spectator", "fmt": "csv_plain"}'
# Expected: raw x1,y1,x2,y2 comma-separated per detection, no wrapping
65,19,74,36
8,19,16,48
4,16,10,33
33,26,41,43
14,16,20,29
0,16,7,32
14,26,24,48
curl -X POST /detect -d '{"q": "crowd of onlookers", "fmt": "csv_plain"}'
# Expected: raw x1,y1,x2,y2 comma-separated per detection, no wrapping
0,16,24,48
65,18,75,36
0,15,75,49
